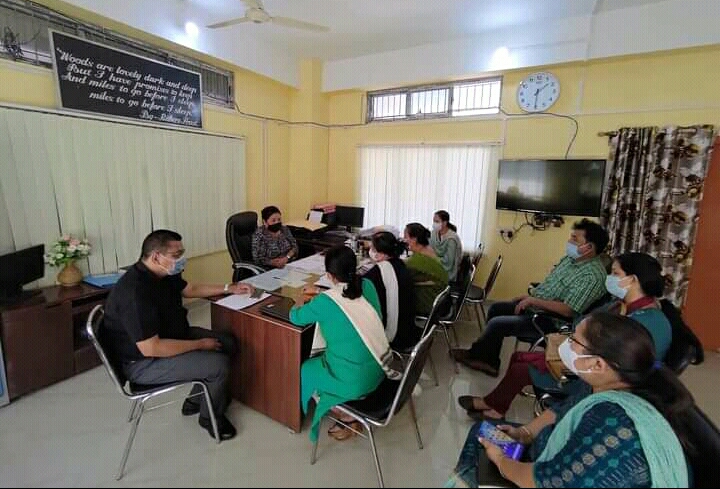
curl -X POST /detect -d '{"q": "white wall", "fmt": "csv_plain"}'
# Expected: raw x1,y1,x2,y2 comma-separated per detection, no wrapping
323,0,720,91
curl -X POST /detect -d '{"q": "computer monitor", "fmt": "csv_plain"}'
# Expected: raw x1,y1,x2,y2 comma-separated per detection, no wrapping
334,205,365,231
0,244,45,304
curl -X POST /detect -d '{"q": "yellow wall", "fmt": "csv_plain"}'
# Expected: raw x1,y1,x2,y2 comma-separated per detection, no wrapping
325,46,720,299
0,0,296,286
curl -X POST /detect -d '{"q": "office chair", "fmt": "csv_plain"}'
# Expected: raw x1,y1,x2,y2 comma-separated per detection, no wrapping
439,257,476,374
311,324,439,488
225,211,267,282
85,305,220,480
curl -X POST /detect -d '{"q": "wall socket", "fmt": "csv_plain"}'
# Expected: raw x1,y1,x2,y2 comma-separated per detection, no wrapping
498,227,514,239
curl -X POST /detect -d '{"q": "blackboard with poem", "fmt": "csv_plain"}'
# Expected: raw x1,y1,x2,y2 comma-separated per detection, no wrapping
50,30,203,129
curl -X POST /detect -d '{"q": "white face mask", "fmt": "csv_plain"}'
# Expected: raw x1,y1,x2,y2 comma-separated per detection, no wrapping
432,222,442,232
558,338,597,375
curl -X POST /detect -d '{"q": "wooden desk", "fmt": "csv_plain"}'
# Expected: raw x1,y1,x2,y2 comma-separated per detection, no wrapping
210,285,315,432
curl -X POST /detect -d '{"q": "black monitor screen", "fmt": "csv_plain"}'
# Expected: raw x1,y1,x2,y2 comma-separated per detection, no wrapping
334,205,365,229
0,244,45,299
496,159,606,216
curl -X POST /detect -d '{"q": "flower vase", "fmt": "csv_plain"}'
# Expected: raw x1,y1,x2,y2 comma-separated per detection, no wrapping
57,260,83,287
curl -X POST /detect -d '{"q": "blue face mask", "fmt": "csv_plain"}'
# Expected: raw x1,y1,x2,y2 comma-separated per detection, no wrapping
166,255,187,276
605,274,628,299
566,242,582,259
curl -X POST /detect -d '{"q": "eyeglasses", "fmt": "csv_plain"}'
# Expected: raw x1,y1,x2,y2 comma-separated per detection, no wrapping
568,335,592,352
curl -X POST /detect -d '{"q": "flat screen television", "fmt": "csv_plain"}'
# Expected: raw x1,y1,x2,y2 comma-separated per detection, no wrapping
496,159,606,217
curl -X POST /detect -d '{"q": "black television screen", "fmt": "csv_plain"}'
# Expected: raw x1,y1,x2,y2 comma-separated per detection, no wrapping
0,244,45,303
496,159,606,216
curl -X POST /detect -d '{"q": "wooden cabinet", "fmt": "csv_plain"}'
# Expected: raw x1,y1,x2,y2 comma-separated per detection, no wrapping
0,284,109,401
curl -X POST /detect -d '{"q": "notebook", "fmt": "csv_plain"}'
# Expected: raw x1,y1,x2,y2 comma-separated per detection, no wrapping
83,271,125,288
259,296,296,322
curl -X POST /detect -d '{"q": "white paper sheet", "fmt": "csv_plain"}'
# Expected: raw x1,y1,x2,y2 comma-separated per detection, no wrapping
215,292,270,311
309,210,323,223
314,275,334,289
240,272,285,291
288,253,326,274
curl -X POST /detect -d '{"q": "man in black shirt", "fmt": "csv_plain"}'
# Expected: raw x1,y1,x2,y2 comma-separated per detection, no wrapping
103,229,252,441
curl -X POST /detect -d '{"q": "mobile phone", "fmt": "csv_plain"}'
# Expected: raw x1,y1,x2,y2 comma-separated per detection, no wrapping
476,421,525,461
250,288,263,299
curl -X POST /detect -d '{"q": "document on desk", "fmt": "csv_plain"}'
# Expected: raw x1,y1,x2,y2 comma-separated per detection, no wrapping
314,274,334,289
271,269,312,288
288,253,326,275
215,292,270,311
241,272,285,292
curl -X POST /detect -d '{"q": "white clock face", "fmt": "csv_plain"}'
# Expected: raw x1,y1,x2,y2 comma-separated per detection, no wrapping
517,72,560,113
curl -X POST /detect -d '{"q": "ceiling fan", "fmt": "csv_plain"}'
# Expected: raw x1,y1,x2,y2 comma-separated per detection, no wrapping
207,0,330,32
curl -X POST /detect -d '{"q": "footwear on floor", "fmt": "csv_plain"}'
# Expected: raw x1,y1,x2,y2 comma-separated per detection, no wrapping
456,357,500,377
181,398,200,416
199,414,237,441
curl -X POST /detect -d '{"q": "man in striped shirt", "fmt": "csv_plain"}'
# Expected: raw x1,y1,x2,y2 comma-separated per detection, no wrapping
452,219,609,377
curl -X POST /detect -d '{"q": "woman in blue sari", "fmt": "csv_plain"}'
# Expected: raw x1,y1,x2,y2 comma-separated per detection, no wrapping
448,312,694,488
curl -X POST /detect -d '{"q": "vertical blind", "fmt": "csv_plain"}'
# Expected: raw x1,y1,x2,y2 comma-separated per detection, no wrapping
0,106,246,286
359,143,501,248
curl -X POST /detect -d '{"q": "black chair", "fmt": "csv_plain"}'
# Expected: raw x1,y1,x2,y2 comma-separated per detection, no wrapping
85,305,220,480
439,257,476,373
686,405,720,488
310,324,439,488
461,255,503,331
660,299,704,374
225,211,266,282
397,286,453,386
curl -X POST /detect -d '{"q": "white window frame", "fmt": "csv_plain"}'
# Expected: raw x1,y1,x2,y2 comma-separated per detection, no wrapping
367,77,502,122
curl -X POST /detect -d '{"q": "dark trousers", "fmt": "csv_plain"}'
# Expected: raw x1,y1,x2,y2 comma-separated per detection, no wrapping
467,300,538,370
123,327,237,421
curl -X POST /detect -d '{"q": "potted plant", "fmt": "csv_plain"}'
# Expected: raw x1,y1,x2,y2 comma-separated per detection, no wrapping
44,235,91,287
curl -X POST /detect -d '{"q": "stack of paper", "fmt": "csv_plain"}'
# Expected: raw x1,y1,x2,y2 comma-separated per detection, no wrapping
240,273,285,292
270,268,312,288
215,292,270,311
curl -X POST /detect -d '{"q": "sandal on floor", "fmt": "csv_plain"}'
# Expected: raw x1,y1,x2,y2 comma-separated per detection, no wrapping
328,421,362,441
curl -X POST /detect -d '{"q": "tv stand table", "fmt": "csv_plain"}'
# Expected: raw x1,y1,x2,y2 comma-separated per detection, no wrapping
0,283,109,402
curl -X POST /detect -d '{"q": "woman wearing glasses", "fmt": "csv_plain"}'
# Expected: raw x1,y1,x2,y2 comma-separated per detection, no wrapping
448,312,692,488
458,252,672,421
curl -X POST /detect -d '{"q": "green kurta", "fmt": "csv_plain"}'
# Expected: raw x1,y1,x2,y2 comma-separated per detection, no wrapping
405,252,449,316
289,279,385,441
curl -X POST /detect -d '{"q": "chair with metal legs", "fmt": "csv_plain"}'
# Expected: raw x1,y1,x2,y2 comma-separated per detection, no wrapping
310,323,440,488
460,255,503,332
439,258,476,373
85,305,220,480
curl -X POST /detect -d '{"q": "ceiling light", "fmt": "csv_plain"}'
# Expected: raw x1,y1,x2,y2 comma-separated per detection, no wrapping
184,21,199,38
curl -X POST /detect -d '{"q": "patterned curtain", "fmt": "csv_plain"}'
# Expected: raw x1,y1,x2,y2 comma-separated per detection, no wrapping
601,125,716,306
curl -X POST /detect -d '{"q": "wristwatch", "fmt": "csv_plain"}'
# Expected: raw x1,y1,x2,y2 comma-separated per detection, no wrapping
223,283,230,293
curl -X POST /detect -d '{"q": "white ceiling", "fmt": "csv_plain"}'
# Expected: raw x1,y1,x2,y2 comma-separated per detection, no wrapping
61,0,719,89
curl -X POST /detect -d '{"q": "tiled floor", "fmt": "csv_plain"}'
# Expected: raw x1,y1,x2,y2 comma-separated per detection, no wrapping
1,303,718,487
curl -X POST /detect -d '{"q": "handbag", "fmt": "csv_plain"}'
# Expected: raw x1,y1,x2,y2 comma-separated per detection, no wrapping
544,332,571,381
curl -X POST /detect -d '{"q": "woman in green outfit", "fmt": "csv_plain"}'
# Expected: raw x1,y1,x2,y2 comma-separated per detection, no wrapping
430,210,463,282
404,222,449,316
290,245,390,443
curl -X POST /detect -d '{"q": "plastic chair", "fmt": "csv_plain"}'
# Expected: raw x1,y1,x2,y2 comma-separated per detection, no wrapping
225,211,267,282
85,305,220,480
310,324,440,488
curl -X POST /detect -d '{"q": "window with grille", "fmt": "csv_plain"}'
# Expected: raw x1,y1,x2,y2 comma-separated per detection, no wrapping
0,0,234,107
367,77,501,122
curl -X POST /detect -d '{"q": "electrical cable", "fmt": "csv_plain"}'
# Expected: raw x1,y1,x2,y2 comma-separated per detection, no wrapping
499,107,579,158
233,102,367,129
